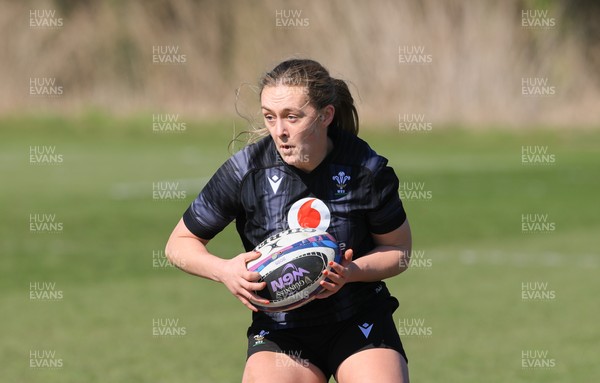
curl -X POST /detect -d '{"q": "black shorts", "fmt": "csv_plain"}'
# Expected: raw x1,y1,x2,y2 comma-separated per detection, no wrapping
246,298,407,380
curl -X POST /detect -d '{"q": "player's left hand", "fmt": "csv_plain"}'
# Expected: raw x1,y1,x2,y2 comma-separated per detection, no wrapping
315,249,354,299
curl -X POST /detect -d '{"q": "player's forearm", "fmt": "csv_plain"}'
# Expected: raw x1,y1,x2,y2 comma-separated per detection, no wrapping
165,237,226,283
347,245,410,283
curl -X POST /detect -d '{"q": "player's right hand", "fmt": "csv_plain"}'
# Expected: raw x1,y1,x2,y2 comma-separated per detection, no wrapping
218,251,269,312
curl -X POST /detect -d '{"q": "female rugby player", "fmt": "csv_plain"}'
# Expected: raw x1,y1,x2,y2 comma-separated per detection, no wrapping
166,59,412,383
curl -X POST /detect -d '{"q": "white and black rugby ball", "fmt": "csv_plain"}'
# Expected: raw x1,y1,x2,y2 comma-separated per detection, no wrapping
247,228,341,312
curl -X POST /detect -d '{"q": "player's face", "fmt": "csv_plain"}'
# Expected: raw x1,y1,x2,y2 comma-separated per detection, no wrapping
261,85,331,172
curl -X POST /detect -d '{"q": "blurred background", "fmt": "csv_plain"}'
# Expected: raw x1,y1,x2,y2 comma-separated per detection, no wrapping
1,0,599,125
1,1,599,382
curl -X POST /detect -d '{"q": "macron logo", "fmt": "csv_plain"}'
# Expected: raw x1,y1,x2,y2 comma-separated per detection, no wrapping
358,323,373,339
268,174,283,194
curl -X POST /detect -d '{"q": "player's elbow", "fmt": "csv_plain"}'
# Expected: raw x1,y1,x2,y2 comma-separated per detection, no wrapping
398,247,411,274
164,236,180,265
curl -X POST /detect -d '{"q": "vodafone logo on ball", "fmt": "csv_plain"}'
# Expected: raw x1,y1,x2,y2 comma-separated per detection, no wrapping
287,197,330,231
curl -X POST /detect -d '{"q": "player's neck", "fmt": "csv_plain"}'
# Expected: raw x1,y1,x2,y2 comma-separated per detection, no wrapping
297,137,334,174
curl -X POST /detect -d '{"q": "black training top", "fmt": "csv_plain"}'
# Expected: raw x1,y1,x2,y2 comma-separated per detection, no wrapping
183,126,407,329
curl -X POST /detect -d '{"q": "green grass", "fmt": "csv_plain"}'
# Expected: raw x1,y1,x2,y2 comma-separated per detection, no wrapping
1,114,598,382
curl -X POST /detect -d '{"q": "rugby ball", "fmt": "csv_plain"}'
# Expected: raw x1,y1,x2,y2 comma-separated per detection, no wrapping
247,228,341,312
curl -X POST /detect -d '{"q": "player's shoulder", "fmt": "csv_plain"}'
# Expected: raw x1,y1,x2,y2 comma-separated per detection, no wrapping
332,127,389,173
226,135,277,177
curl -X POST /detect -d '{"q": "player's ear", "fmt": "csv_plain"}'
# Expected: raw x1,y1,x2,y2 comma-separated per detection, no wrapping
321,105,335,127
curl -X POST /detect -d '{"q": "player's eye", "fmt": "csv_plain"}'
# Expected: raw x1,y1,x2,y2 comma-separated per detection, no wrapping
287,115,298,122
264,114,275,123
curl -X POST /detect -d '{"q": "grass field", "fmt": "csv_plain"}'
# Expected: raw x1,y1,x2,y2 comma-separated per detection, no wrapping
1,114,599,382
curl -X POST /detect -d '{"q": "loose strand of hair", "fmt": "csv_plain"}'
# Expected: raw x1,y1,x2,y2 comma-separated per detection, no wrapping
229,82,269,153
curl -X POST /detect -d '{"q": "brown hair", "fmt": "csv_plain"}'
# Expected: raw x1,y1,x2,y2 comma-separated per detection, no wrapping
259,59,359,135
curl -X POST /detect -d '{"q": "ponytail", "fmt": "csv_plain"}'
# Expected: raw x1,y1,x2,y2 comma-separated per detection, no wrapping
331,78,359,135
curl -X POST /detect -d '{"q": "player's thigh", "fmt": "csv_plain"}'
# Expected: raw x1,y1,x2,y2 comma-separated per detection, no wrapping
242,351,327,383
335,348,409,383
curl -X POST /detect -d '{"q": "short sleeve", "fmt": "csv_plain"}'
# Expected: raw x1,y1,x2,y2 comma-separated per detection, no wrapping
366,165,407,234
182,157,244,240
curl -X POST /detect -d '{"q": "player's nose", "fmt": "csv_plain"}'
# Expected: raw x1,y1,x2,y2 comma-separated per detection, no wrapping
274,118,288,138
